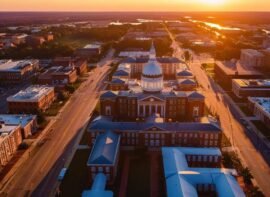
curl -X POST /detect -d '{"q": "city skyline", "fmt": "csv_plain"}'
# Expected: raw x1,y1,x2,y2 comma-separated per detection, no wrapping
0,0,270,12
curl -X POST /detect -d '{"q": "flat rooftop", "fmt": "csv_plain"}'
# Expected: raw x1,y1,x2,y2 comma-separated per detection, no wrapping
83,44,102,49
216,61,263,76
7,85,54,102
0,114,36,127
249,97,270,114
0,59,35,72
233,79,270,88
242,49,264,57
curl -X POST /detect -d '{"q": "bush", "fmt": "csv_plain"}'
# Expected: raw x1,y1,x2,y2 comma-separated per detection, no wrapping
18,142,29,150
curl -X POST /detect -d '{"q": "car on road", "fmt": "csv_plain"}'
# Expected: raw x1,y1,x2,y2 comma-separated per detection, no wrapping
58,168,67,181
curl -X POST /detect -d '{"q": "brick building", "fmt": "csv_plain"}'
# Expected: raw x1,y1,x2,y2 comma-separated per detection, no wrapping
88,116,222,149
87,131,120,184
7,85,55,114
0,114,37,138
0,59,39,84
52,57,87,75
232,79,270,98
0,124,22,167
38,66,78,88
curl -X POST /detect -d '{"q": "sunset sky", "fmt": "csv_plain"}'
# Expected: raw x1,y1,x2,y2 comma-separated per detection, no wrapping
0,0,269,11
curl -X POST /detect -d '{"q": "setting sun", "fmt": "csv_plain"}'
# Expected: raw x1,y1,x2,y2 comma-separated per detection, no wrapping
200,0,225,5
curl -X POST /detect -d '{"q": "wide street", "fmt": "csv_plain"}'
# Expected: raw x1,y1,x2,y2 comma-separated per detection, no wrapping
167,28,270,195
0,55,113,196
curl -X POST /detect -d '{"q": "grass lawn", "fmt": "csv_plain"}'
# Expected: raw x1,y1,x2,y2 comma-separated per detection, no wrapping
56,36,92,49
126,154,150,197
251,120,270,140
59,149,91,197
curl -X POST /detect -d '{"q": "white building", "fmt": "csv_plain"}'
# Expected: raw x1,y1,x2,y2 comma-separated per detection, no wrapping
248,97,270,129
240,49,264,68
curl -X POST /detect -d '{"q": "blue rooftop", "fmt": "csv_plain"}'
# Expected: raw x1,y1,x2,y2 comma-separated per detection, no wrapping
162,147,245,197
82,173,113,197
87,131,120,166
88,116,221,133
113,70,129,77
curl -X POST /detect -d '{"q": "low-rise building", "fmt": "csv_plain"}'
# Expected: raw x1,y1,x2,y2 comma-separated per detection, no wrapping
38,66,78,88
52,57,87,75
82,173,113,197
7,85,55,114
0,123,22,167
177,79,197,91
0,59,39,83
162,147,245,197
75,44,102,58
88,116,222,149
214,61,263,88
232,79,270,98
87,131,120,184
240,49,264,68
248,97,270,129
0,114,37,138
25,35,45,47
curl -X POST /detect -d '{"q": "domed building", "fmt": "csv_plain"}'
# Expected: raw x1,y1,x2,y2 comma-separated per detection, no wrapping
141,43,164,93
100,43,205,121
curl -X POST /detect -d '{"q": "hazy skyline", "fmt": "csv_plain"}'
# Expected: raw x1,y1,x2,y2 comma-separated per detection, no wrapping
0,0,270,12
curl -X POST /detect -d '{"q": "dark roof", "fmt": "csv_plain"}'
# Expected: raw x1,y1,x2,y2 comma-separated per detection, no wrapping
113,70,129,77
100,91,118,99
100,90,204,100
87,131,120,165
111,78,126,84
187,92,205,99
177,70,193,77
88,116,221,133
178,79,196,85
156,57,182,63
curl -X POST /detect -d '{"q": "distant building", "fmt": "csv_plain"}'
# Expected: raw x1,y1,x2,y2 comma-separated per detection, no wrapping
75,44,102,58
88,116,222,149
162,147,245,197
240,49,264,68
82,173,113,197
52,57,87,75
0,114,37,138
248,97,270,129
87,131,120,183
0,59,39,84
0,123,22,167
43,33,54,41
232,79,270,98
38,66,78,88
7,85,55,114
101,43,204,121
11,34,28,45
25,35,45,47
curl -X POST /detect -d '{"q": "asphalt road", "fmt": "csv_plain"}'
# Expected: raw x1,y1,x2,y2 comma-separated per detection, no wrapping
167,28,270,195
0,58,112,196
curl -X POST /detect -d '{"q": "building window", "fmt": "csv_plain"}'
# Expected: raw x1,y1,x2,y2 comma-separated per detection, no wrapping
193,107,199,117
105,106,111,116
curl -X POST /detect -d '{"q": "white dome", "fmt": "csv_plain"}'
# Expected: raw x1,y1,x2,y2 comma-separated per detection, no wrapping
142,60,162,77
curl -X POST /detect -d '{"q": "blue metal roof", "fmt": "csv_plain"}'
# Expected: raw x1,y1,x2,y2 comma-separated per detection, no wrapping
87,131,120,165
88,116,221,133
177,70,193,76
100,91,118,99
113,70,129,77
111,78,126,84
178,79,196,85
82,173,113,197
162,147,245,197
